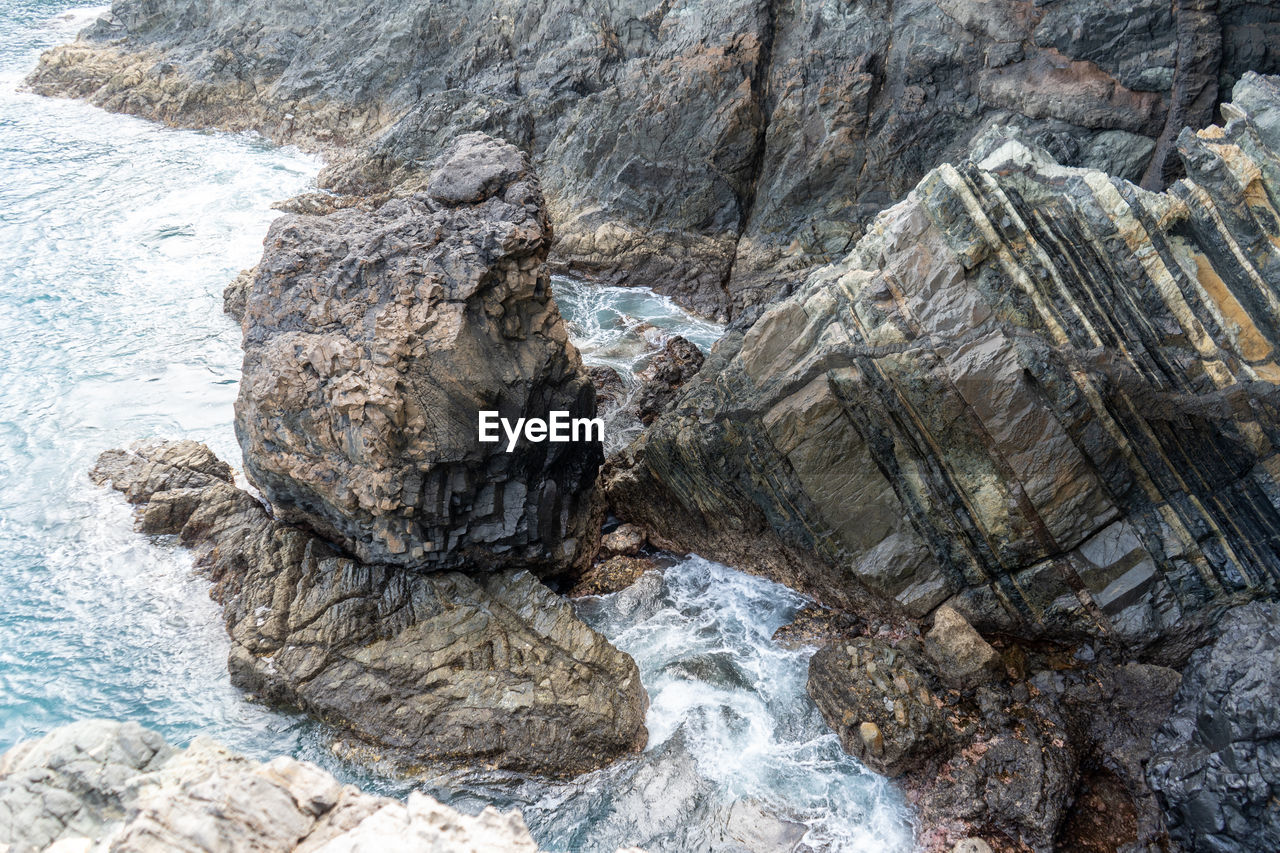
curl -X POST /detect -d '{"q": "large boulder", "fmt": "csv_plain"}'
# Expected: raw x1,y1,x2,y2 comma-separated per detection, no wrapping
1148,601,1280,852
24,0,1280,318
607,73,1280,655
0,720,553,852
90,440,647,778
234,133,602,575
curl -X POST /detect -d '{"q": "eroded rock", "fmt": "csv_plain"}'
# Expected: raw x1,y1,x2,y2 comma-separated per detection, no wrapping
234,132,602,575
0,720,557,853
26,0,1280,318
1148,601,1280,853
90,440,646,778
608,73,1280,656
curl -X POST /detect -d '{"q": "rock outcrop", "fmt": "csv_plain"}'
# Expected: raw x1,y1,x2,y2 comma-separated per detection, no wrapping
805,627,1182,851
608,72,1280,656
0,720,555,852
1148,601,1280,852
25,1,1280,318
234,132,602,575
90,440,647,778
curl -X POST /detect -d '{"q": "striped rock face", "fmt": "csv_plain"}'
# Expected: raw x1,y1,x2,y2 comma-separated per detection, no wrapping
608,73,1280,655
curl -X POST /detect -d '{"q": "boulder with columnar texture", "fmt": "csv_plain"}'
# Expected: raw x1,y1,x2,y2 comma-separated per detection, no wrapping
608,73,1280,655
23,0,1280,319
0,720,557,853
234,132,602,575
90,440,647,777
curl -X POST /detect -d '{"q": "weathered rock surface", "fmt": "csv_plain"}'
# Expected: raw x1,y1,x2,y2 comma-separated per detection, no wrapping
609,73,1280,655
0,720,556,853
234,132,602,575
632,336,706,426
25,1,1280,318
808,637,954,776
90,439,646,778
924,606,1002,687
805,628,1182,851
1148,601,1280,852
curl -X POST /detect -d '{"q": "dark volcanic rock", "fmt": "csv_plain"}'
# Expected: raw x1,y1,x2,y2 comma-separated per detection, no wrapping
25,1,1280,318
633,336,705,426
608,74,1280,656
90,440,647,778
1148,601,1280,853
234,133,602,575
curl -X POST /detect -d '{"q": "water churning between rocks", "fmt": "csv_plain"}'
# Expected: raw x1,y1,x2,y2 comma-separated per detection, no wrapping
0,2,913,849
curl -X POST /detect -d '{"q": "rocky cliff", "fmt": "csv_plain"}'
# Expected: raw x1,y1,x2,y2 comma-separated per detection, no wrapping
0,719,612,853
607,72,1280,658
234,132,602,575
91,440,647,778
25,0,1280,319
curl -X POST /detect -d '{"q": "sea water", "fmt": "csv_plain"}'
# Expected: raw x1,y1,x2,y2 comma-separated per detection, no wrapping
0,3,913,850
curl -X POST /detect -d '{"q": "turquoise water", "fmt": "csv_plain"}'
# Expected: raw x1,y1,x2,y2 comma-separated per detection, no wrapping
0,4,913,850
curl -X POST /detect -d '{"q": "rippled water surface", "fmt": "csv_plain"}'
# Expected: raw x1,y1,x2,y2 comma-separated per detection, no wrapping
0,3,912,850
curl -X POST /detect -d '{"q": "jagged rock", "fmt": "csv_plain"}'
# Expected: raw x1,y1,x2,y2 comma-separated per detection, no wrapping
1148,601,1280,852
633,336,705,426
90,440,646,778
601,524,647,557
24,1,1280,318
807,637,953,777
222,266,253,322
0,720,562,853
234,132,602,575
566,555,662,598
924,606,1001,687
608,73,1280,656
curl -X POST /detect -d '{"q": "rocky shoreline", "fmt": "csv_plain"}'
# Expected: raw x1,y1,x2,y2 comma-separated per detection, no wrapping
24,0,1280,320
9,2,1280,852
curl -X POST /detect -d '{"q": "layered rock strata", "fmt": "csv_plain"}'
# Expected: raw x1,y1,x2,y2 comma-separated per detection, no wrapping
26,1,1280,318
90,440,647,778
0,720,566,852
608,73,1280,655
234,132,602,575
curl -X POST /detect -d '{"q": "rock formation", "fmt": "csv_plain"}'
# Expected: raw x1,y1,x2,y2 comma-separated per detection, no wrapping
608,72,1280,657
0,720,558,852
234,132,602,575
1148,601,1280,852
90,440,646,778
805,618,1182,851
25,0,1280,318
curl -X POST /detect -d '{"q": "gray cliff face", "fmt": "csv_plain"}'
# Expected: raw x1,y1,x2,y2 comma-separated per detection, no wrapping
90,440,647,778
24,0,1280,319
0,720,555,852
607,73,1280,657
234,133,603,575
1148,601,1280,853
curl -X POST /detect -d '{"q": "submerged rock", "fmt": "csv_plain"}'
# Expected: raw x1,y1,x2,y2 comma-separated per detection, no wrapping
234,132,602,576
608,73,1280,656
90,440,646,778
26,0,1280,318
0,720,554,853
